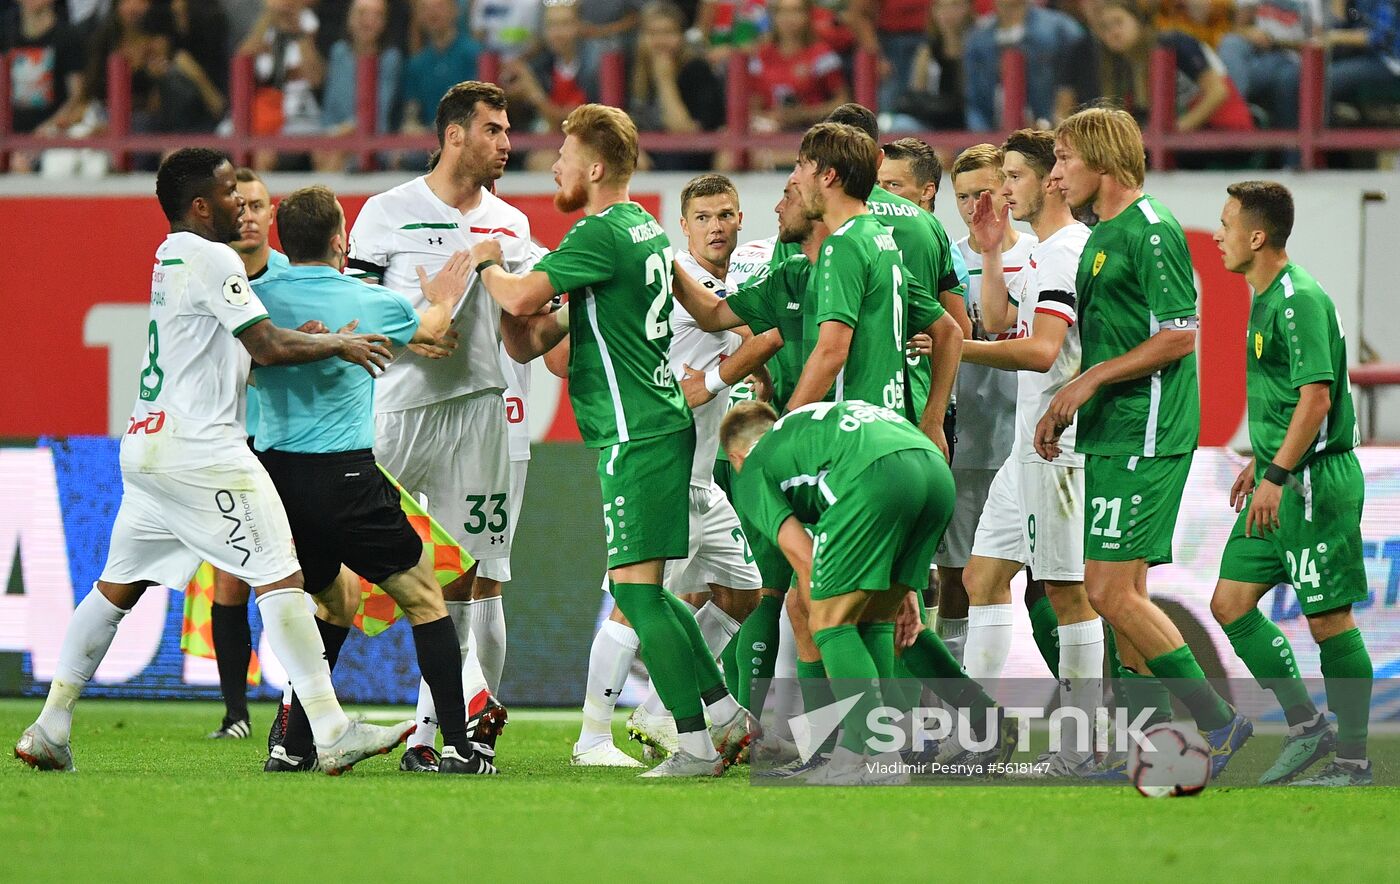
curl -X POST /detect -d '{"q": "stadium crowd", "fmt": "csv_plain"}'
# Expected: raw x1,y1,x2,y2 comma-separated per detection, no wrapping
4,0,1400,171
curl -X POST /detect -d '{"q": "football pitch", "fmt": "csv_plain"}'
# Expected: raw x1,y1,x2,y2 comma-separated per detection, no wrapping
2,700,1396,882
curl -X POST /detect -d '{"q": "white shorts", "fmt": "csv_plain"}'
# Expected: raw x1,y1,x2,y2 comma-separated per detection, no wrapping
100,454,300,588
375,392,511,560
934,467,999,569
970,458,1085,582
477,458,528,583
664,483,762,595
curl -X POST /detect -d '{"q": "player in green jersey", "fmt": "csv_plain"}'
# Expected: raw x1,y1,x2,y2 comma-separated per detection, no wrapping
721,400,1011,783
1210,181,1373,787
1034,107,1252,777
468,104,753,778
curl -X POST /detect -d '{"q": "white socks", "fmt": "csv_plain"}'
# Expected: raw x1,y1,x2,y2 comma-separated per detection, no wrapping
1054,616,1105,764
256,588,348,746
411,599,488,749
36,587,129,743
470,596,506,695
577,619,640,749
936,615,969,666
694,600,740,659
964,605,1013,680
678,729,719,759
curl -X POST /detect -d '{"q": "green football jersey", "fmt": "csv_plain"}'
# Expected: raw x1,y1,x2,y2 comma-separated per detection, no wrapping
1246,262,1358,471
816,213,944,414
537,202,692,448
768,238,800,273
1076,194,1200,457
735,400,936,543
727,253,814,410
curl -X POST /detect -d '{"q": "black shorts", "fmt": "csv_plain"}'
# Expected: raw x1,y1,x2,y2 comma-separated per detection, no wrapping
256,447,422,592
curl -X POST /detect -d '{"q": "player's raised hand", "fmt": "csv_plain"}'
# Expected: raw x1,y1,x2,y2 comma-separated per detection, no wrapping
333,329,394,375
409,328,460,360
418,250,472,307
1245,478,1282,538
470,237,506,269
679,363,715,408
970,191,1007,254
1230,461,1256,512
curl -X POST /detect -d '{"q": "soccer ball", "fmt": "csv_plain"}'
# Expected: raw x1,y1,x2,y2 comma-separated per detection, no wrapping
1127,722,1211,798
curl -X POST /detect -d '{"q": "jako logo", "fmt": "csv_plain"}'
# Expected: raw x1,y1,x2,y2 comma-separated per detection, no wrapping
215,490,252,567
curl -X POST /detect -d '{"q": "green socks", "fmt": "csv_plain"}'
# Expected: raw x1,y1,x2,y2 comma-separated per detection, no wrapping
1147,645,1235,732
721,632,740,699
612,583,705,732
1223,609,1318,726
735,594,783,710
1027,595,1061,677
859,622,896,679
1107,626,1172,728
796,658,838,755
660,590,727,698
1320,628,1372,760
812,625,884,753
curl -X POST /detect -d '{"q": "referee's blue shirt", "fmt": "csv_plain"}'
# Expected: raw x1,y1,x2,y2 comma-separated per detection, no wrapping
252,264,419,454
245,249,291,438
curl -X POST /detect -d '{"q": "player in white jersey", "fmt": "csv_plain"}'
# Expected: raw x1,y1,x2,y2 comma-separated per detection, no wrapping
15,149,414,775
571,175,777,767
959,129,1103,776
345,82,531,772
728,237,776,287
935,145,1037,667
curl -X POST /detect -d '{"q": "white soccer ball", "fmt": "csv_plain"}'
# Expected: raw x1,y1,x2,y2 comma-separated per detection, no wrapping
1128,722,1212,798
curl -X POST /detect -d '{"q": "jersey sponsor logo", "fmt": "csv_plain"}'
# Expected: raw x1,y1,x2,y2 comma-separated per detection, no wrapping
468,225,520,239
222,275,250,306
428,236,444,246
215,490,253,567
505,396,525,424
1092,251,1106,277
1255,332,1264,359
125,410,165,435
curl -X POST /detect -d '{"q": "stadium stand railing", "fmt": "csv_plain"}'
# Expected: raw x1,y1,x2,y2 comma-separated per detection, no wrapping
2,46,1399,173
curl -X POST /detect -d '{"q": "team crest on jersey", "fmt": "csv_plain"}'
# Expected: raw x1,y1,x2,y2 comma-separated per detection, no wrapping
1092,251,1106,276
223,274,250,306
1255,332,1263,359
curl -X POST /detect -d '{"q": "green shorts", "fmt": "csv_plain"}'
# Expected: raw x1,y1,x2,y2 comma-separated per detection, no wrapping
1083,452,1193,565
597,426,695,569
1219,451,1367,616
810,448,955,600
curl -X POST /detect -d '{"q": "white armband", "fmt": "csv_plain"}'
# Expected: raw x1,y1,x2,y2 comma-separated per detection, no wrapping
704,366,728,394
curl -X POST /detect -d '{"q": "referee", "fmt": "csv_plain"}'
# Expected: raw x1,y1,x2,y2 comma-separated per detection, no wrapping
251,185,495,775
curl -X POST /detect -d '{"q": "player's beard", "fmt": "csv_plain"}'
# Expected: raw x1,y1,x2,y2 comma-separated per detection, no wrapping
1018,191,1045,227
554,180,588,213
455,149,503,191
800,187,825,222
778,215,811,244
214,208,243,245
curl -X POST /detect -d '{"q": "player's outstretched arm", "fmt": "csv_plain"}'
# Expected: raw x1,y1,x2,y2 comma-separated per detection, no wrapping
500,307,569,364
961,312,1070,372
672,260,744,331
470,239,558,316
775,516,814,596
917,312,962,459
785,321,851,412
679,329,783,408
411,251,472,343
238,318,393,375
940,290,973,339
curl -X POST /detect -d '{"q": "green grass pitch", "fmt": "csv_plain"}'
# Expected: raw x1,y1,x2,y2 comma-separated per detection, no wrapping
2,699,1396,882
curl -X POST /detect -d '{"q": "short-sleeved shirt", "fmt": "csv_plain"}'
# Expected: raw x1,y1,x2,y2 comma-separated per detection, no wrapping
347,177,533,412
403,32,481,126
121,232,270,474
537,202,692,448
817,212,944,414
1008,222,1090,465
1246,262,1359,471
2,16,85,133
672,250,742,485
749,41,846,112
728,252,815,411
244,249,291,439
727,237,776,287
252,265,418,454
1076,194,1200,457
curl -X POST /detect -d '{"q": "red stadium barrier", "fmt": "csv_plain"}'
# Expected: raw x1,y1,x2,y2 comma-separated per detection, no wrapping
999,48,1027,131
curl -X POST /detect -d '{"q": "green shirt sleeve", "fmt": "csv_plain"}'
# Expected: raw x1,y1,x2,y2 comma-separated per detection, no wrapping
906,267,946,333
815,234,865,328
735,458,796,552
728,269,782,335
738,506,793,589
1141,223,1197,322
1286,288,1338,389
536,216,616,294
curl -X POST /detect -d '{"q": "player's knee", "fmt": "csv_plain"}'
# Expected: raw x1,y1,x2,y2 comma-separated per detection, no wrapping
1084,581,1123,621
1305,606,1354,643
1209,590,1244,626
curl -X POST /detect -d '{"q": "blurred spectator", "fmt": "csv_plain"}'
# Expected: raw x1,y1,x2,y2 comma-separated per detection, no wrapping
1155,0,1235,47
577,0,642,54
2,0,86,171
133,4,224,136
399,0,479,136
78,0,152,114
472,0,541,59
1096,0,1256,130
502,0,600,168
1325,0,1400,117
238,0,324,170
963,0,1090,130
879,135,943,209
749,0,850,133
893,0,973,128
315,0,401,172
630,0,726,170
846,0,930,112
169,0,229,93
65,0,109,35
1217,0,1322,130
696,0,770,52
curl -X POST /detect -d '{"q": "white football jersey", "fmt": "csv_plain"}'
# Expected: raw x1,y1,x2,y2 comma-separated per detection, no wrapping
955,233,1035,470
348,177,533,412
672,250,742,487
121,232,267,473
499,243,548,462
727,237,776,288
1009,222,1090,466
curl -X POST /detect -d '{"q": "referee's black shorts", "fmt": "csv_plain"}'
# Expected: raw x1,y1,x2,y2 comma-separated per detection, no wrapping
256,447,422,592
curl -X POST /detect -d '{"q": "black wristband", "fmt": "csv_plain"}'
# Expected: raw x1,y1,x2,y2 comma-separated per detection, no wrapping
1263,462,1291,486
477,258,498,272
